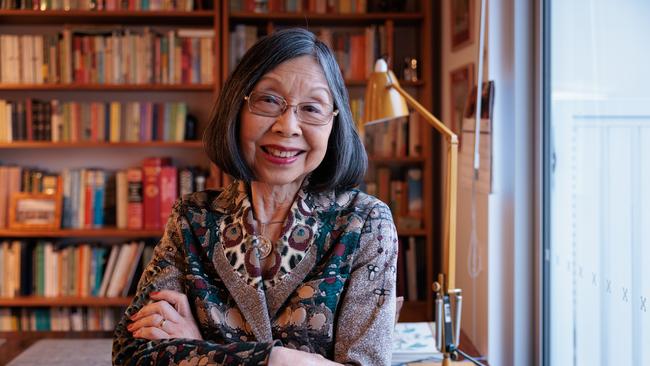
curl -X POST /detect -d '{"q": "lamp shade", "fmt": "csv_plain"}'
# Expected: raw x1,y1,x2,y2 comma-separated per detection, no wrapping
363,59,409,125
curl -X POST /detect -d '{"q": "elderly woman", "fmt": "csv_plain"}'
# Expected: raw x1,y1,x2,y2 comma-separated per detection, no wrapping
113,28,398,365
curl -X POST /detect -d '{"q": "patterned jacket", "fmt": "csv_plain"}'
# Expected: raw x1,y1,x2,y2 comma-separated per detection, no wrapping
112,181,398,365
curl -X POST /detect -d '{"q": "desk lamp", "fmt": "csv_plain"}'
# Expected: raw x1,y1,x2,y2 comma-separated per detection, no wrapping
364,59,463,366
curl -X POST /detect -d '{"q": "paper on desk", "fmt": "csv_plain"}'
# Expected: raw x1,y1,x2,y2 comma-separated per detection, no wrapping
392,322,442,365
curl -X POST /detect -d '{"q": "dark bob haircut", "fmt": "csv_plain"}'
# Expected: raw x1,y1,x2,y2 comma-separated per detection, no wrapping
203,27,367,193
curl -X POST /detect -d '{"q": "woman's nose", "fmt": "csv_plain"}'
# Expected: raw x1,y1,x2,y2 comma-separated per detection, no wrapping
271,106,302,136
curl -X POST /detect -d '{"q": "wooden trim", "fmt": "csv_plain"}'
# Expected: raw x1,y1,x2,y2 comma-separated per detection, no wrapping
229,12,423,22
0,141,203,149
0,296,131,307
0,228,163,238
0,84,213,91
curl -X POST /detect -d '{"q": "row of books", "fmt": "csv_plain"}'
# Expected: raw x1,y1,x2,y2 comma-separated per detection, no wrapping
364,167,422,229
0,0,213,10
228,24,259,74
0,240,150,299
0,99,193,143
318,25,386,80
0,160,217,229
396,236,427,301
364,112,422,158
228,25,387,81
0,28,214,85
0,307,120,331
230,0,369,14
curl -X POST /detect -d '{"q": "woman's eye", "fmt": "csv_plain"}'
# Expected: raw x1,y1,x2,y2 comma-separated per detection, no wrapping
259,95,281,105
301,103,324,114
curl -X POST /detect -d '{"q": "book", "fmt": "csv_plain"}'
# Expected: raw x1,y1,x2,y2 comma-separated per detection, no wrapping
142,157,172,230
126,168,143,229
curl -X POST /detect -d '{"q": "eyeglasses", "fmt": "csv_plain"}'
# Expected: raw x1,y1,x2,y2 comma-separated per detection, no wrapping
244,91,339,126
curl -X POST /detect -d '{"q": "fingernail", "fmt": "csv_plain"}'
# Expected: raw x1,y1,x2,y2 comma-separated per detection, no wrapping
150,291,160,296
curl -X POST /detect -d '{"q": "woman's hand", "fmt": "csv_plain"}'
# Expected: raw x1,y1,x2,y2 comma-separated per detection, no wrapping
268,347,343,366
127,289,203,341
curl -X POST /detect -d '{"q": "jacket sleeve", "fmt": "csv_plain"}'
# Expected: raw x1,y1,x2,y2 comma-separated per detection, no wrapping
333,202,398,365
112,200,279,366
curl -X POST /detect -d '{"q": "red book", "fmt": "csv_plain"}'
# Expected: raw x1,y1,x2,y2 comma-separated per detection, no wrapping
181,38,191,84
142,157,172,229
126,168,143,230
84,170,95,228
159,166,177,227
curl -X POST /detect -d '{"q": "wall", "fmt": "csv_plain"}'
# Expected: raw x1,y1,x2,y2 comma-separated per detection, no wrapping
441,1,536,365
440,0,490,357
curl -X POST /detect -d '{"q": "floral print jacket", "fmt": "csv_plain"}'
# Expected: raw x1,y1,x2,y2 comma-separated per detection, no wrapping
112,181,398,365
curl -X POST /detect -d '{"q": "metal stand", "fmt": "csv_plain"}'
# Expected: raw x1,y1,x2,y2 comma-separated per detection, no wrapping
433,274,463,366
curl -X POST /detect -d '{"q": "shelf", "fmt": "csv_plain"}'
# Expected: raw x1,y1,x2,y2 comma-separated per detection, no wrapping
0,83,214,91
345,79,424,87
368,156,425,165
230,11,423,24
0,296,131,307
395,228,427,236
0,228,164,238
0,9,215,25
0,141,203,149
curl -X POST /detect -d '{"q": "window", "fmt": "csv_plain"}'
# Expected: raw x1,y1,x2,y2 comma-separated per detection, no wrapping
545,0,650,365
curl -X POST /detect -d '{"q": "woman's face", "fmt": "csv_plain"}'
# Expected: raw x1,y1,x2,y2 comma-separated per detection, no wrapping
239,55,335,188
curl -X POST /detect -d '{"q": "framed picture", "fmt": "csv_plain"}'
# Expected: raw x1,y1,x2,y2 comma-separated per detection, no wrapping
450,63,475,139
9,192,62,230
450,0,474,51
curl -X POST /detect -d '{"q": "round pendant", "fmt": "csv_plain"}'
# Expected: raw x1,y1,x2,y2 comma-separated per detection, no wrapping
256,235,273,259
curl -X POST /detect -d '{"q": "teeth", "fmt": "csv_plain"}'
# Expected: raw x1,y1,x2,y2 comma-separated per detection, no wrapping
266,147,299,158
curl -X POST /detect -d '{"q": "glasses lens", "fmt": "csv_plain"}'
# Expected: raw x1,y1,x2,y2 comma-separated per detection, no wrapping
297,102,332,125
249,93,284,116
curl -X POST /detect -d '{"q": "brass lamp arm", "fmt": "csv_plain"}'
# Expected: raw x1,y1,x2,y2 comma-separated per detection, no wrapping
386,81,459,293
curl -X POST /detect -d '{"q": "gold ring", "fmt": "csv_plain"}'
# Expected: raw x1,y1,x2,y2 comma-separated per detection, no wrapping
158,318,166,329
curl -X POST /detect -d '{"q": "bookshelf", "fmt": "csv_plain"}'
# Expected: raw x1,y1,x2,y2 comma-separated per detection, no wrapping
0,0,437,340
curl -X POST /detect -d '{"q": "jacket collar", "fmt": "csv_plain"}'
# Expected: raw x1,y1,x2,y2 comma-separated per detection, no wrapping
204,180,337,341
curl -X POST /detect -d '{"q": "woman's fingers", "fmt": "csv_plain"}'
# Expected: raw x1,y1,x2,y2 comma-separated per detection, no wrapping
149,290,192,318
132,325,170,340
128,313,174,333
131,299,181,323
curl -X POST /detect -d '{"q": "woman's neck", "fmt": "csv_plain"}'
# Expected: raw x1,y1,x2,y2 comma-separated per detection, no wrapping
249,180,302,224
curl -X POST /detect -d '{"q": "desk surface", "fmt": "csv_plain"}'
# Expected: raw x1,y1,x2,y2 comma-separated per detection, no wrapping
7,339,112,366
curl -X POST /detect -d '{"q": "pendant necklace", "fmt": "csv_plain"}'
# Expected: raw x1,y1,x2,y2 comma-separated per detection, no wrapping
256,220,284,259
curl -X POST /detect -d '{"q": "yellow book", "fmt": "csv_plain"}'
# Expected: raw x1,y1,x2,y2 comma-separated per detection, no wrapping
110,102,121,142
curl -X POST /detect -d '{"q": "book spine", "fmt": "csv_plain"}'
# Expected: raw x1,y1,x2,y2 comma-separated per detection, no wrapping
126,168,143,230
159,165,177,227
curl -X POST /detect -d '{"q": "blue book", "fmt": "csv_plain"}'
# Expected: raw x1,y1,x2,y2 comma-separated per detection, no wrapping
93,170,105,228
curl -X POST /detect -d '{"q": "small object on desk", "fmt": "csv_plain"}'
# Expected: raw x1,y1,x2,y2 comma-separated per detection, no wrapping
8,339,112,366
392,322,442,365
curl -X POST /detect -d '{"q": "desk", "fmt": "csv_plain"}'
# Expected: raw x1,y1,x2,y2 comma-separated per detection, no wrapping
7,339,112,366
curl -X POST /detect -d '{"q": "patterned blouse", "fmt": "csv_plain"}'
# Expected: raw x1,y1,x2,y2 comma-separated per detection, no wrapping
112,181,398,365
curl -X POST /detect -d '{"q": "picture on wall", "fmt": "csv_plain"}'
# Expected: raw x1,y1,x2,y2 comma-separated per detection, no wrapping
451,0,474,50
450,63,475,140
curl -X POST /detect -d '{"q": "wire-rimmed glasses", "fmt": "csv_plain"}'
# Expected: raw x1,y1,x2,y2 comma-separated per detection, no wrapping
244,91,339,126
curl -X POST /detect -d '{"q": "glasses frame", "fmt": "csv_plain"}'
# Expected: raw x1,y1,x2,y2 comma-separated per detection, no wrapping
244,91,339,126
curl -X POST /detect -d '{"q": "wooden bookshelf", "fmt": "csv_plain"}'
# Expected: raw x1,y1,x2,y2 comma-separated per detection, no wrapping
0,296,131,307
0,228,164,238
0,2,437,336
369,156,427,165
